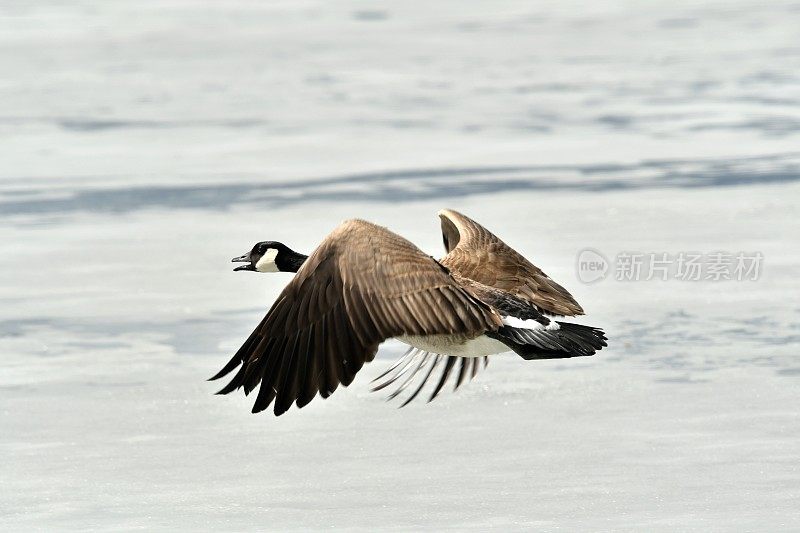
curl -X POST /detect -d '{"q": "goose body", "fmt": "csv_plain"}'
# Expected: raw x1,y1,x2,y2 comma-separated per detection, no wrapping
397,333,507,358
213,209,606,415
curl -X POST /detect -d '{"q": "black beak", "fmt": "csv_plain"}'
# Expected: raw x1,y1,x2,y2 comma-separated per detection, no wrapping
232,253,255,272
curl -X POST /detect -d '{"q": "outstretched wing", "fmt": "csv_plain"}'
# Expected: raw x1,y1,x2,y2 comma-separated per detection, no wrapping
211,219,502,416
437,209,584,316
370,349,489,407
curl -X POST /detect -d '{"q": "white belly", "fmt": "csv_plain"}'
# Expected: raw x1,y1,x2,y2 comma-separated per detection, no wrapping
396,334,509,357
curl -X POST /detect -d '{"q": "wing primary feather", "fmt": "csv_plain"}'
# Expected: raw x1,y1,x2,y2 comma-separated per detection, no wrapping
215,361,248,395
428,356,458,402
295,328,319,408
209,345,249,382
251,378,276,414
454,357,470,390
321,313,341,397
274,334,303,416
292,328,312,396
371,346,415,383
242,337,275,395
339,331,361,387
371,349,420,392
250,336,288,413
314,313,334,398
209,318,264,381
386,351,431,401
399,354,442,407
331,305,357,386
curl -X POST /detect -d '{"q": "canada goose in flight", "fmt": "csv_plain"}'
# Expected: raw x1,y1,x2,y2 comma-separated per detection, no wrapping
212,209,606,415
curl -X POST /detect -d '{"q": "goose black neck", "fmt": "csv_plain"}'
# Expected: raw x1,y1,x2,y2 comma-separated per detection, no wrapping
278,250,309,273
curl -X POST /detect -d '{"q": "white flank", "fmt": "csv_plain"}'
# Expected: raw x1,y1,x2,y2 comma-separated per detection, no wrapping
396,334,509,357
501,316,561,331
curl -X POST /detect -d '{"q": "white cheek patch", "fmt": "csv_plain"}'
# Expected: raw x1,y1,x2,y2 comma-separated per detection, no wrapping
255,248,279,272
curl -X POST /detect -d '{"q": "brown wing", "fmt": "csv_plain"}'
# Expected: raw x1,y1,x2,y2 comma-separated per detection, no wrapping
438,209,584,316
211,219,502,416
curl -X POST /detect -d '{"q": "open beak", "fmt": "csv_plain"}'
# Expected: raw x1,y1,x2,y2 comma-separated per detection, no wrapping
231,253,255,271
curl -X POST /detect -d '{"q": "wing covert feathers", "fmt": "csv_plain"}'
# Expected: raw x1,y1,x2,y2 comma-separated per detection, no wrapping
438,209,585,316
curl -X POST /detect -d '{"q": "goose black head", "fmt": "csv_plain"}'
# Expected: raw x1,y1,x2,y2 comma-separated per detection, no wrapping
231,241,308,273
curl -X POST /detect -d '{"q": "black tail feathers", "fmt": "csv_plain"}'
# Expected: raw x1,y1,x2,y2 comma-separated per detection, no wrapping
488,322,607,361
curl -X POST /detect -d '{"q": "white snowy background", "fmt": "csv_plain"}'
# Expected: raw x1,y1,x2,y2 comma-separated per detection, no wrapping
1,1,799,530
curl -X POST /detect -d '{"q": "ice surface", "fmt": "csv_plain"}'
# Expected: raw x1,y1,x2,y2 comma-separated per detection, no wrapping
1,1,799,531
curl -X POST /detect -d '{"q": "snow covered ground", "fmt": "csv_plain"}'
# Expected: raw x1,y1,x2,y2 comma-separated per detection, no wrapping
1,1,799,530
